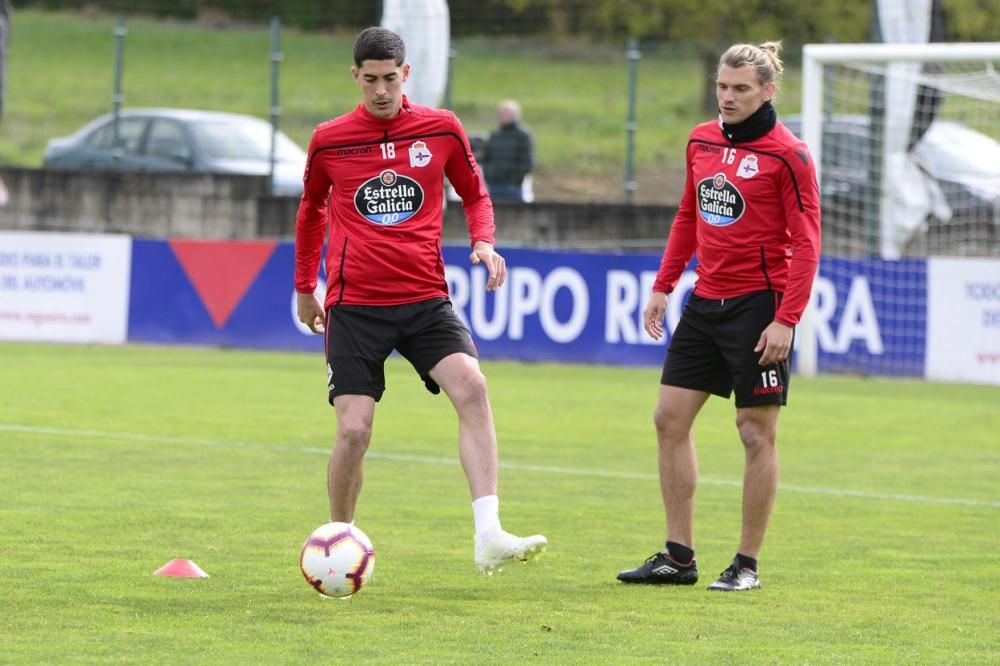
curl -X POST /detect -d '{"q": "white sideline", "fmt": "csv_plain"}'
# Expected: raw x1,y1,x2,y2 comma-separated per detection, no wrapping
2,423,998,509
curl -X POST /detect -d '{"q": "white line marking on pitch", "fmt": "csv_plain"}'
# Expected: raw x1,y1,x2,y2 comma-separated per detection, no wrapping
2,423,998,509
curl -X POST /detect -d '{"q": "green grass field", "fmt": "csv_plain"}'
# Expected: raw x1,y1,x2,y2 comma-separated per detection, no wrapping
1,342,998,663
0,10,803,203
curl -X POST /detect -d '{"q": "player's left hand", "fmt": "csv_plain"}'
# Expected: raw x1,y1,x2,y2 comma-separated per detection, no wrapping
755,321,793,366
296,291,326,334
469,241,507,291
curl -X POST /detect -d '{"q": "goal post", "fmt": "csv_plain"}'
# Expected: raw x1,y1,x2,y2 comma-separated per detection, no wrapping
796,42,1000,377
801,42,1000,185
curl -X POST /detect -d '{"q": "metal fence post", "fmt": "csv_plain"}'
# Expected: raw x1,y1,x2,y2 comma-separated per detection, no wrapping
268,16,282,195
112,16,126,152
443,47,456,109
624,37,641,204
0,0,10,120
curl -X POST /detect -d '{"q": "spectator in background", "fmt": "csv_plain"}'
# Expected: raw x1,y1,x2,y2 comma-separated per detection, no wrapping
482,99,534,203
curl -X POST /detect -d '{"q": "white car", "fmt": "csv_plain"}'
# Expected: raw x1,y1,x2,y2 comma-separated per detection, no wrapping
783,114,1000,227
43,108,307,195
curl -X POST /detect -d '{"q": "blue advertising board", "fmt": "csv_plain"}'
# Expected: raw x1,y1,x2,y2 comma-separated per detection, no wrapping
812,257,926,377
127,239,927,377
128,238,323,352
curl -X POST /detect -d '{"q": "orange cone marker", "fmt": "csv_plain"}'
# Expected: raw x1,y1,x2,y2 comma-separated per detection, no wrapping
153,559,210,578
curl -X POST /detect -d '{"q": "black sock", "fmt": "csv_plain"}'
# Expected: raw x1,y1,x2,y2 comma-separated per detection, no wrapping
736,553,758,572
665,541,694,564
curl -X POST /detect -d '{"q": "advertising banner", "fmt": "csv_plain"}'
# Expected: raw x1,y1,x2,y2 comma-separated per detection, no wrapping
443,246,677,365
126,240,933,379
1,234,988,384
127,241,681,362
926,257,1000,384
0,231,131,344
128,238,323,353
812,257,927,377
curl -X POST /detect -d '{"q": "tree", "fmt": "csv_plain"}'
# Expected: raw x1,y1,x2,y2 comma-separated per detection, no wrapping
942,0,1000,40
498,0,871,114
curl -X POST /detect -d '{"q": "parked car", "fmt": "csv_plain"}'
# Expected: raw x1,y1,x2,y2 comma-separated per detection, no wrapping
43,108,307,195
782,114,1000,254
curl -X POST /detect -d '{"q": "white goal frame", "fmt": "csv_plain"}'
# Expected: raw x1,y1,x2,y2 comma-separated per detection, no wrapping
796,42,1000,377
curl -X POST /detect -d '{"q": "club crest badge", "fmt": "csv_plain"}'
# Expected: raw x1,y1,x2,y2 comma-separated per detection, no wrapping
409,140,432,168
737,154,759,179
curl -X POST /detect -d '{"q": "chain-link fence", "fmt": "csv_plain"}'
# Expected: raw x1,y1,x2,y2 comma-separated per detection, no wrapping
4,2,998,255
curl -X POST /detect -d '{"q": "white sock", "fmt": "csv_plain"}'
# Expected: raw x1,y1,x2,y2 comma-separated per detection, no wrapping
471,495,502,540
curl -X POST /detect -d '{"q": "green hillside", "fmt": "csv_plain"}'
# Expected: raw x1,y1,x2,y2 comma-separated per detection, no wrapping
0,10,804,203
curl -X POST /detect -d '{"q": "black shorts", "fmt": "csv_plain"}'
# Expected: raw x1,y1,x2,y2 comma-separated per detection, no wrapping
324,297,477,403
661,290,791,408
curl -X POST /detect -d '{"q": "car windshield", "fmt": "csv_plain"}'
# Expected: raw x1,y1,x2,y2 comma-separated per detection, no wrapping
189,119,303,162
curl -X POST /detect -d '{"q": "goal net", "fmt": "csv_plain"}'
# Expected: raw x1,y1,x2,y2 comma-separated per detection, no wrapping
796,43,1000,376
801,43,1000,259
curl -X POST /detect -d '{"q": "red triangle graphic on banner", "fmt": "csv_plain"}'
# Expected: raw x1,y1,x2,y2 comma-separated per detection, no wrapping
169,239,277,329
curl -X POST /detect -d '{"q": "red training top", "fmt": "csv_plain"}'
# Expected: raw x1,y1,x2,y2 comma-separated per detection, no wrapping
653,119,821,326
294,96,494,308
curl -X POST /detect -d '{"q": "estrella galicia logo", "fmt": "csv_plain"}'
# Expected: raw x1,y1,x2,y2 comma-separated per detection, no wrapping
354,169,424,226
697,172,745,226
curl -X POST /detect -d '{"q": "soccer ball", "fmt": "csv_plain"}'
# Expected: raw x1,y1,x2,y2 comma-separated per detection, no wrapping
299,522,375,598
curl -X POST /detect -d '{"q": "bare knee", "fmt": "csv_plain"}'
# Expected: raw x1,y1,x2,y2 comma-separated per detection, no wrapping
336,416,373,454
653,403,690,446
735,411,777,453
446,367,489,410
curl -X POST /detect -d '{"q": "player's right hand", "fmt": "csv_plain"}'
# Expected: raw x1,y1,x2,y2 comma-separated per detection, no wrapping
296,291,326,334
643,292,668,340
469,241,507,291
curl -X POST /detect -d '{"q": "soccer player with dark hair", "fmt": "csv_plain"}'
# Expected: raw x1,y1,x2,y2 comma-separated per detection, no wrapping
617,41,821,591
294,26,546,574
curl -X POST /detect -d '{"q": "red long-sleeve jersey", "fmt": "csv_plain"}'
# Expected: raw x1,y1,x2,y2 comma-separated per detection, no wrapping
294,96,494,307
653,119,821,326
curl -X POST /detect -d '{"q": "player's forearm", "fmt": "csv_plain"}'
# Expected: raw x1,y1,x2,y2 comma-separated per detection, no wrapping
652,215,697,294
293,206,326,293
775,256,819,326
463,196,496,247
